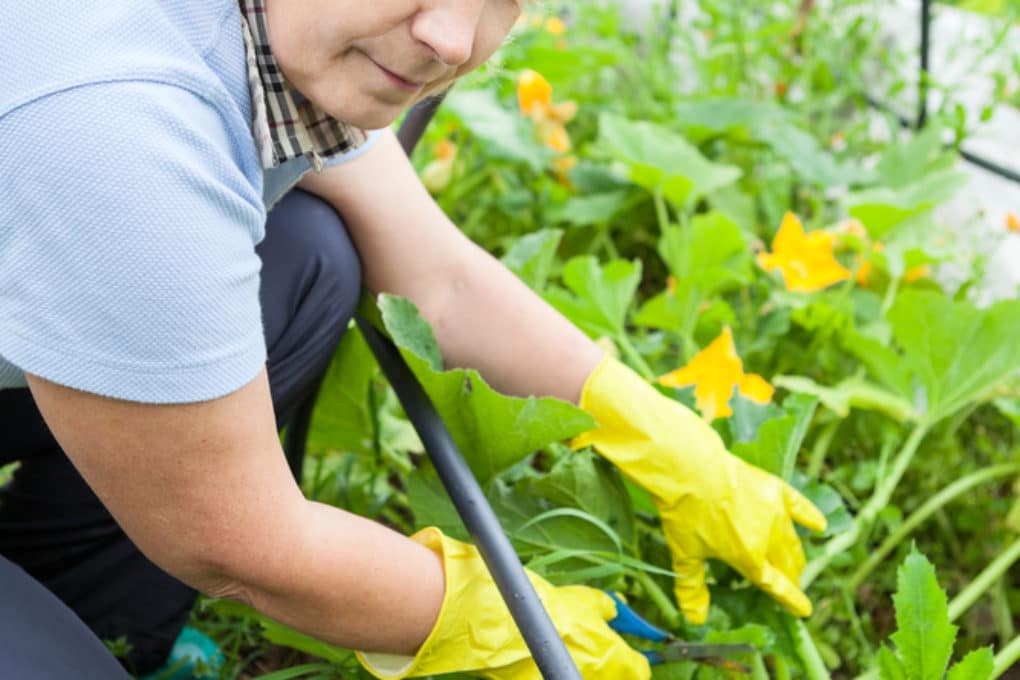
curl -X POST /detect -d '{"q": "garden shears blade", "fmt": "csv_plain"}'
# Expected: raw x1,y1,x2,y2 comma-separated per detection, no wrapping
606,592,755,674
647,641,755,672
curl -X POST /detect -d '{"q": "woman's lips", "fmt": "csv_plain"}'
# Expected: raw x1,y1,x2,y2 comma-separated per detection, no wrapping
371,59,425,94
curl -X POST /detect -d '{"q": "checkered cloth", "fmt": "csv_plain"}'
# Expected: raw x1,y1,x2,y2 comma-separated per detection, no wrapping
239,0,368,170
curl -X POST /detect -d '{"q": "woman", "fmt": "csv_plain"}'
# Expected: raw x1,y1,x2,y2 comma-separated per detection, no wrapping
0,1,824,677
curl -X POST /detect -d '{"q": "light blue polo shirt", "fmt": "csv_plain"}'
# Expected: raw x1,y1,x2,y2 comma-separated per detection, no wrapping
0,0,378,403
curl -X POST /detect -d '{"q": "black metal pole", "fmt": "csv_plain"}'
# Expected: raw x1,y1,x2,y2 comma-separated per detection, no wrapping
918,0,932,129
397,94,446,155
374,95,581,679
357,320,583,680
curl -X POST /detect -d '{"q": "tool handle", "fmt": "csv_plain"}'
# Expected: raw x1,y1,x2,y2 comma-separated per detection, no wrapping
606,592,671,643
357,319,583,680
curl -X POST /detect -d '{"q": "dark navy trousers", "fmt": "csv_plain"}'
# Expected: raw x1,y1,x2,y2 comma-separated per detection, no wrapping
0,189,361,676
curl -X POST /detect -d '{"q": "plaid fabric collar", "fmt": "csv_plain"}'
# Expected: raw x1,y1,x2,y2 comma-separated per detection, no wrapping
239,0,367,170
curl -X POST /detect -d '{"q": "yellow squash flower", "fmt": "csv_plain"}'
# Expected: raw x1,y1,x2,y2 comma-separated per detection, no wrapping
1007,211,1020,233
854,242,884,287
757,212,852,292
657,327,774,421
517,69,577,155
517,69,553,117
545,16,566,35
903,265,931,283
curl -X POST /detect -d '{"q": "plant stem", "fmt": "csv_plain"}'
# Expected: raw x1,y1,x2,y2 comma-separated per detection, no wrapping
807,419,840,479
652,188,671,232
634,569,682,629
774,654,792,680
992,576,1015,643
803,423,930,586
841,584,875,664
994,634,1020,679
750,652,770,680
616,333,656,381
948,534,1020,623
787,618,831,680
880,276,900,315
848,462,1020,591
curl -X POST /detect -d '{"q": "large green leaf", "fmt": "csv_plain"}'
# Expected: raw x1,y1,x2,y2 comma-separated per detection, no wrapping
544,256,642,339
445,89,550,171
407,451,637,580
888,292,1020,422
877,646,908,680
635,212,749,336
659,211,751,293
874,125,957,190
597,113,742,208
889,548,957,680
526,450,636,552
846,169,969,238
753,117,860,188
842,330,916,402
306,327,378,457
547,190,632,228
405,469,469,539
730,394,818,481
945,648,994,680
674,98,860,187
795,474,854,539
379,295,595,484
673,97,788,144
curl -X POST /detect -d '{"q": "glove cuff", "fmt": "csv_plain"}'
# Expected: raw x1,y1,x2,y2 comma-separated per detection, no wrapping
571,354,727,499
356,528,531,679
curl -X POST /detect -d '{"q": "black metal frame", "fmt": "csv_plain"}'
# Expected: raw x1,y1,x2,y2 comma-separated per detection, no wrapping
917,0,1020,184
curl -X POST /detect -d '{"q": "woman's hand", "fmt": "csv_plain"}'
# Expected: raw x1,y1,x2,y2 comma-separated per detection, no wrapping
573,356,827,625
357,528,650,680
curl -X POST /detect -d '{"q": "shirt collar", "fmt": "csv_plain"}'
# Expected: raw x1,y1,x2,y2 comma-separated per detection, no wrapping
239,0,367,170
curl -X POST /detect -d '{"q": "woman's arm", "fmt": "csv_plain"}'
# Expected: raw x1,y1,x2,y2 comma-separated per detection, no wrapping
26,369,444,655
299,130,603,404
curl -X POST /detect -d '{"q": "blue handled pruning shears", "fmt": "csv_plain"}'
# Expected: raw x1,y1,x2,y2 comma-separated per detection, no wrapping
607,593,755,673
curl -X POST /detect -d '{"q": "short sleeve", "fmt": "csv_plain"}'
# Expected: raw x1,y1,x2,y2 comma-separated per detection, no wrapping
261,128,385,210
0,80,269,403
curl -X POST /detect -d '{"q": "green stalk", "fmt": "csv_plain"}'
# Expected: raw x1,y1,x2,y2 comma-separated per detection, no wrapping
948,534,1020,623
787,618,831,680
634,569,682,629
880,275,900,315
807,419,840,479
750,652,769,680
992,577,1015,643
993,634,1020,678
803,423,930,586
652,188,671,232
616,332,656,382
841,585,875,663
773,654,792,680
848,463,1020,591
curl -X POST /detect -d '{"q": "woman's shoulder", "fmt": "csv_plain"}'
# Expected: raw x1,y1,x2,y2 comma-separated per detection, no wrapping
1,0,247,126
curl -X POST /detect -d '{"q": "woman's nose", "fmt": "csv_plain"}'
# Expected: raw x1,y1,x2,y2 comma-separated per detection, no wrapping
411,2,484,67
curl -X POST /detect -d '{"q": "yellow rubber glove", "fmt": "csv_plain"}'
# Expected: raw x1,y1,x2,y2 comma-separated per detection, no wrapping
573,355,827,625
356,528,650,680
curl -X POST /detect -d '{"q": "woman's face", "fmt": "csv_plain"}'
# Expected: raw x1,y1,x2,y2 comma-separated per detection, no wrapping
265,0,522,129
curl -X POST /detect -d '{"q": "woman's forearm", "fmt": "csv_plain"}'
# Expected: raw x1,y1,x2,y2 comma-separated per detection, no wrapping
423,238,603,403
299,131,603,404
217,499,444,656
